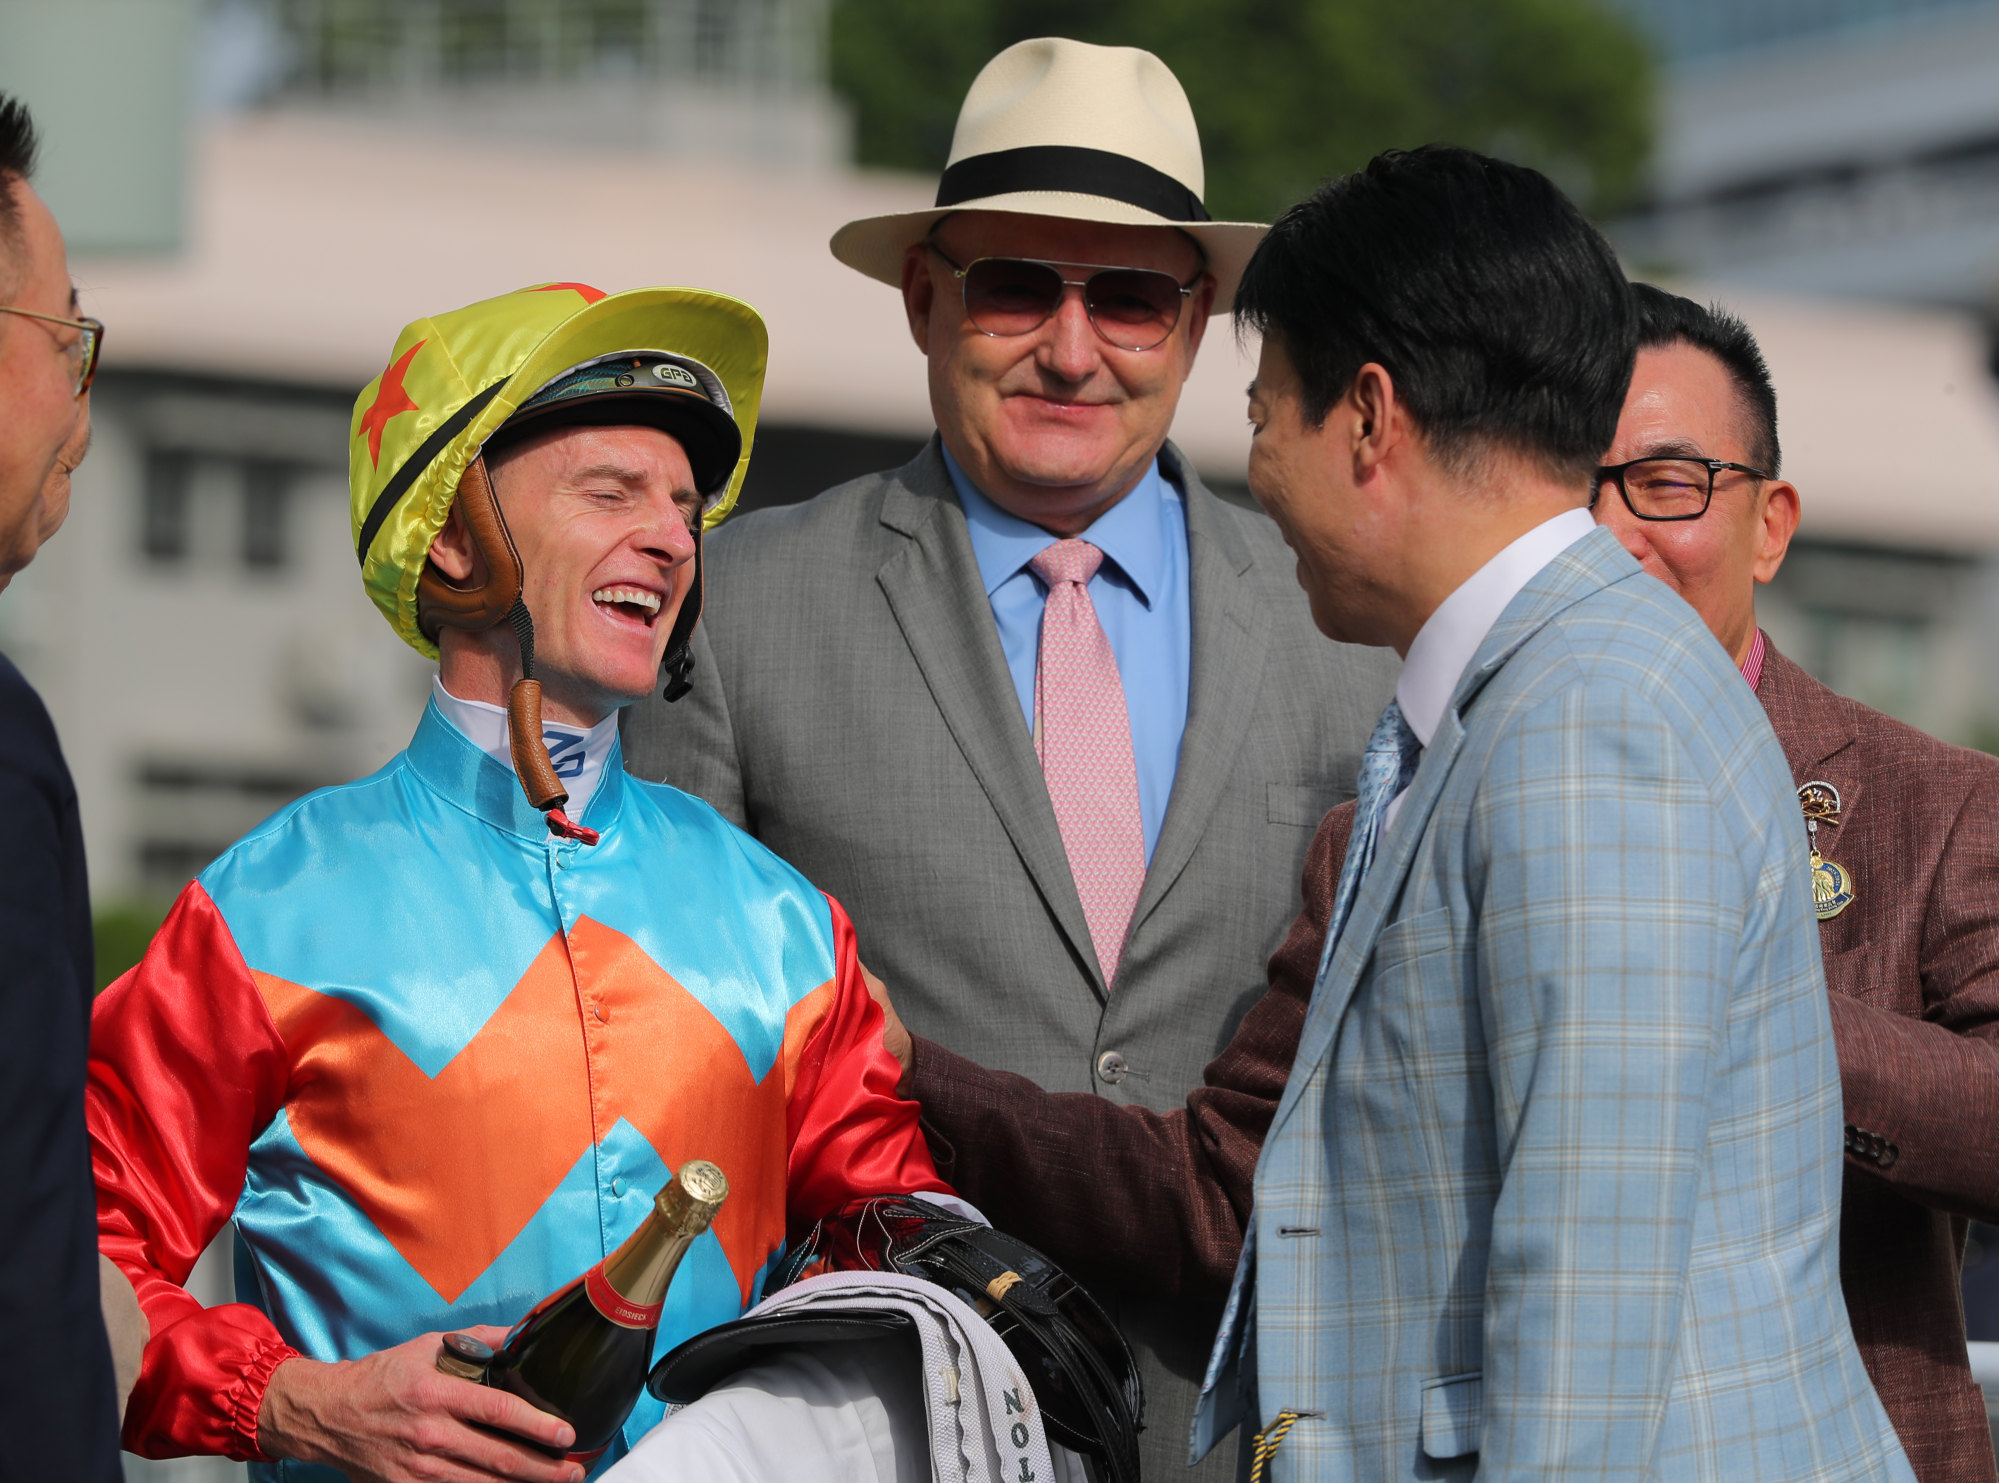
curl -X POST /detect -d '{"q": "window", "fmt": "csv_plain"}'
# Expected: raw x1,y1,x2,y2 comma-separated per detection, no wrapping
140,450,301,571
242,461,291,569
141,449,193,561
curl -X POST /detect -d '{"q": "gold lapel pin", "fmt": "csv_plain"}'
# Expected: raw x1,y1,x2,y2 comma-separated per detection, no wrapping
1799,780,1855,921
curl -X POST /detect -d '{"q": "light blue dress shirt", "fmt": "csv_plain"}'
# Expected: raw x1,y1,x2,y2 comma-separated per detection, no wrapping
942,444,1192,862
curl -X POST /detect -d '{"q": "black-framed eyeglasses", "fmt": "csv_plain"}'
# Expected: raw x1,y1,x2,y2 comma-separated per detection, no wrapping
928,243,1201,352
0,305,104,397
1594,456,1771,522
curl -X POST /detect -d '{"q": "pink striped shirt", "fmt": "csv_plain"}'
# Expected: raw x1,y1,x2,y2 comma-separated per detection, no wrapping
1740,628,1767,691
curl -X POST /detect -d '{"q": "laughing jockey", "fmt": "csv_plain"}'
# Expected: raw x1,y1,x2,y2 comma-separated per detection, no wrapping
86,284,955,1483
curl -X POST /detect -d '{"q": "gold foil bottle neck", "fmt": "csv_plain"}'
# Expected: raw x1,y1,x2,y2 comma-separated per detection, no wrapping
598,1161,731,1317
657,1160,729,1235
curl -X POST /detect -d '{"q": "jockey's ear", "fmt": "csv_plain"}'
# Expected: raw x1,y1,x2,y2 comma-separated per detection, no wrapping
427,499,477,584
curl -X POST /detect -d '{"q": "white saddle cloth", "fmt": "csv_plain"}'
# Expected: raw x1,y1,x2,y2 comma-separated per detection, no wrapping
603,1271,1089,1483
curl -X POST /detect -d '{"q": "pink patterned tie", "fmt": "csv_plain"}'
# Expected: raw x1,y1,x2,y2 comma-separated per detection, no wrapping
1030,540,1146,987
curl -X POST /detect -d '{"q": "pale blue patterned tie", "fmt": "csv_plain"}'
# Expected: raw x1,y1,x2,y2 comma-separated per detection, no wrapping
1309,698,1423,994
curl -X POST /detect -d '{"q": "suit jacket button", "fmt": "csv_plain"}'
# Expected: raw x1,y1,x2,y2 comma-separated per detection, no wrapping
1878,1143,1898,1169
1096,1051,1128,1086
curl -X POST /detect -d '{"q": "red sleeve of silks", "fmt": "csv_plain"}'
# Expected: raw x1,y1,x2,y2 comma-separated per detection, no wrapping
87,881,297,1462
783,894,953,1235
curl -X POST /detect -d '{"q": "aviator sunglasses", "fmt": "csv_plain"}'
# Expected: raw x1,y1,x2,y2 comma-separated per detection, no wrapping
928,243,1202,352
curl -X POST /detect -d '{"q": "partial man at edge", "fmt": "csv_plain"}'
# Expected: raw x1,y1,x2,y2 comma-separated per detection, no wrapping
622,39,1395,1480
0,90,124,1480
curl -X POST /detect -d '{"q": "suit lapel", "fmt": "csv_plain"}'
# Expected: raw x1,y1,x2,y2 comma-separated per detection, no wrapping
1269,708,1468,1135
1129,449,1270,935
1756,641,1865,864
874,442,1104,995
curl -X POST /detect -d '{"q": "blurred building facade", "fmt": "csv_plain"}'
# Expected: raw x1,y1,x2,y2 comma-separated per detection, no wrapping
221,0,852,166
1608,0,1999,309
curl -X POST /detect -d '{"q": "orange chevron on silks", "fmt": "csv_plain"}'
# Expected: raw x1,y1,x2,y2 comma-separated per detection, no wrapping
252,922,836,1306
87,705,948,1472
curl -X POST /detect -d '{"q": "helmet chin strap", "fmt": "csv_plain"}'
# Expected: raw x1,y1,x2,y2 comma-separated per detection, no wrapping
417,456,598,845
658,520,702,703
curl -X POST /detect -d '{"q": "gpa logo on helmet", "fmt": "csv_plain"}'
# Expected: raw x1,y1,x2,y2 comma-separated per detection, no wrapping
652,363,700,392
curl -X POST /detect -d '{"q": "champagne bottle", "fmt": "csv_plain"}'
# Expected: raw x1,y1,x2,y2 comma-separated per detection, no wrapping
443,1160,728,1463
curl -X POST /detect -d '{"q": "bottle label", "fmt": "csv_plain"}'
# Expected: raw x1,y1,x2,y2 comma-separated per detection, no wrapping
584,1264,664,1330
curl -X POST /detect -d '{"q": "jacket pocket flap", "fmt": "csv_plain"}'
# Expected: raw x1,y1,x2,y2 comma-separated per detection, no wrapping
1419,1372,1482,1460
1267,782,1347,827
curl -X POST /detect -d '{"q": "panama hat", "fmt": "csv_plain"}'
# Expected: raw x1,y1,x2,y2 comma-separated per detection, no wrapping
830,37,1267,313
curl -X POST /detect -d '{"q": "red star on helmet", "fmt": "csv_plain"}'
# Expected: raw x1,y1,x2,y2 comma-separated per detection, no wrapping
358,339,426,469
532,282,607,304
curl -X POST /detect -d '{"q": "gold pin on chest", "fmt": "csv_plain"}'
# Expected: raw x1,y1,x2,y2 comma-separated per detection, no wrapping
1799,780,1855,921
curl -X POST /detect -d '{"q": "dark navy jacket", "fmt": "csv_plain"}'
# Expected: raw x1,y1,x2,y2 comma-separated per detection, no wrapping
0,652,120,1477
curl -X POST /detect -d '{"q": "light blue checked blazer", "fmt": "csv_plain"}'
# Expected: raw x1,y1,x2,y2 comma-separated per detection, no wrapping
1194,529,1913,1482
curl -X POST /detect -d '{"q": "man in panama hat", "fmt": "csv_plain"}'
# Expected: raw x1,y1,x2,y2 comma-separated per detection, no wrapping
85,282,961,1482
625,37,1397,1477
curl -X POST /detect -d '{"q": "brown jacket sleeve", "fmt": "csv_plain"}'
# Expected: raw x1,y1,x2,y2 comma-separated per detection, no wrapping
912,803,1352,1302
1831,761,1999,1222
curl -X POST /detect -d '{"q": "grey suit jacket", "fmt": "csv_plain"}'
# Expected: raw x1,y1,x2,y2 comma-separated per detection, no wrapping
624,437,1396,1480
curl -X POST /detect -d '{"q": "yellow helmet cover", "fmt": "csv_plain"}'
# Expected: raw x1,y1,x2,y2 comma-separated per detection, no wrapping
349,282,768,659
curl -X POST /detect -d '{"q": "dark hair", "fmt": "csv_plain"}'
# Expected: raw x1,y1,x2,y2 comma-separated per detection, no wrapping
1236,144,1635,485
0,94,39,292
1629,282,1780,477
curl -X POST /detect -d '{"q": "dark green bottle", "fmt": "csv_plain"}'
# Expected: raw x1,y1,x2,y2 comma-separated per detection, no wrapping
440,1161,729,1465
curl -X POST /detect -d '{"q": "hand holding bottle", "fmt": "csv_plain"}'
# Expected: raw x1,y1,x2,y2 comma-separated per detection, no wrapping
434,1161,730,1466
258,1324,584,1483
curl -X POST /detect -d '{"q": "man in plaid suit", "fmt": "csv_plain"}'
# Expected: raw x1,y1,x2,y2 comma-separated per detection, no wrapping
1191,147,1912,1480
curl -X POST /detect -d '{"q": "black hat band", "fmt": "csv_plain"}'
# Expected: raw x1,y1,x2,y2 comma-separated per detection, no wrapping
935,145,1211,224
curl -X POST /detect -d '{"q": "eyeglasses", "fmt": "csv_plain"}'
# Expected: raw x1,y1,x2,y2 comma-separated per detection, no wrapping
928,244,1200,352
0,305,104,397
1594,456,1770,522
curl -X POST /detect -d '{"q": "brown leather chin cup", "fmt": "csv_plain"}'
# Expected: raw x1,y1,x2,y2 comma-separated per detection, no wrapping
507,679,569,813
416,457,522,643
416,456,571,816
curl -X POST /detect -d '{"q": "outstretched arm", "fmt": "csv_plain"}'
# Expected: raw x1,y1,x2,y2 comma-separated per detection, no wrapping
902,804,1352,1301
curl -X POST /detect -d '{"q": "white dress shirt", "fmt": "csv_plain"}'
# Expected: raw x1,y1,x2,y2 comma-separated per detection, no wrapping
1383,507,1595,833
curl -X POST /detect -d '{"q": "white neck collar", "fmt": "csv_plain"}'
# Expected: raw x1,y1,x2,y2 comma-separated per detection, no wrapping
431,676,619,820
1396,508,1596,747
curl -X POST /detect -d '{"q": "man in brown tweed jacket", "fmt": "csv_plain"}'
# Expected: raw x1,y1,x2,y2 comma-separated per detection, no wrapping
881,284,1999,1481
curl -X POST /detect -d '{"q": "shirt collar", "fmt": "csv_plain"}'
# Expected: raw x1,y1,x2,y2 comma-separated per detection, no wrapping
942,442,1172,608
1740,627,1767,691
414,678,626,836
1396,506,1596,748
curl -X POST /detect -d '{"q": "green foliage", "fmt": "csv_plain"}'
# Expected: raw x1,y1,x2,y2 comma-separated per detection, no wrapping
93,901,168,993
830,0,1654,222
